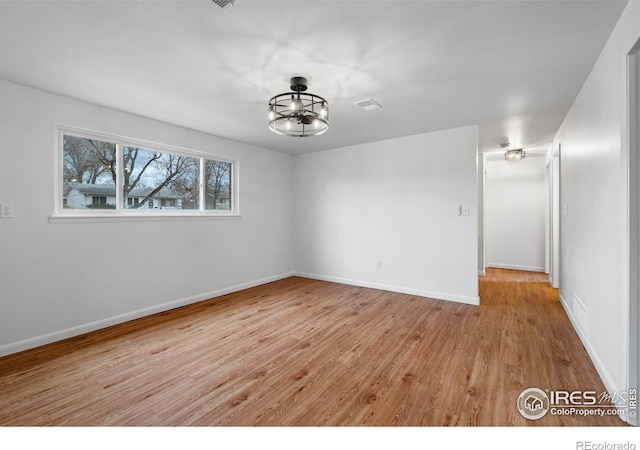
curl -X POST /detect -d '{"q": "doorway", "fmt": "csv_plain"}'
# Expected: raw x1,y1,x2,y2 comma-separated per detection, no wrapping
484,149,548,274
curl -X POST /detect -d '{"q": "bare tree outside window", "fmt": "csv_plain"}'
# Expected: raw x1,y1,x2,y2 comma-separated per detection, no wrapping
205,160,231,210
123,147,199,210
63,135,116,209
63,135,115,185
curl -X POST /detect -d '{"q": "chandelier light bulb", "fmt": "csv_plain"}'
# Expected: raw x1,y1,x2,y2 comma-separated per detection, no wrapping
292,97,304,112
320,103,328,118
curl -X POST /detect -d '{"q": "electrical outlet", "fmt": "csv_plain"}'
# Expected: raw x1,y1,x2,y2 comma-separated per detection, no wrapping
376,261,382,270
1,204,14,218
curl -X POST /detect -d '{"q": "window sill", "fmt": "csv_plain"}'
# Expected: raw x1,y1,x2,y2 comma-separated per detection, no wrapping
49,212,241,224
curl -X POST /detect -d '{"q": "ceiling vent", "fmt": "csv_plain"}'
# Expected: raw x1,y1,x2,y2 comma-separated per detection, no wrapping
212,0,235,8
354,98,383,111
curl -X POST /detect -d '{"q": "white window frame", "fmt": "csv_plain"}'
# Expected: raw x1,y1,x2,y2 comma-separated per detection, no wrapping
51,125,240,222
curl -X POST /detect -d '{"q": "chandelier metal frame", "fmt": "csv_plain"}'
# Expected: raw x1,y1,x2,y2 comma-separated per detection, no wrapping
268,76,329,137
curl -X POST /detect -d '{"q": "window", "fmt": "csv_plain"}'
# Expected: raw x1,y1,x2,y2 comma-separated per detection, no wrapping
205,160,232,211
122,145,200,211
92,196,107,207
63,135,116,210
57,128,238,217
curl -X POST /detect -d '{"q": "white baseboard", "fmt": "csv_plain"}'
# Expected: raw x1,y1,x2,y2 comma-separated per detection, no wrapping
486,263,545,272
558,293,625,415
0,271,295,358
293,271,480,306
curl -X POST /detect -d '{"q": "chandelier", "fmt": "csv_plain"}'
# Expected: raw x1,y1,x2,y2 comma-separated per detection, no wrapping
268,76,329,137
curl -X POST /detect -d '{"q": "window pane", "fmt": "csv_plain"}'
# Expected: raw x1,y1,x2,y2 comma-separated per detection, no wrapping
205,160,232,210
123,146,199,210
63,135,116,209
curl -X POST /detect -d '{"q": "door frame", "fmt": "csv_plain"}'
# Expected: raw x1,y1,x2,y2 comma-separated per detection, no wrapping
549,144,561,289
626,40,640,427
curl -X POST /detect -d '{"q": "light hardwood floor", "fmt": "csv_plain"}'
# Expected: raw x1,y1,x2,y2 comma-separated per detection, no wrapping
0,269,626,426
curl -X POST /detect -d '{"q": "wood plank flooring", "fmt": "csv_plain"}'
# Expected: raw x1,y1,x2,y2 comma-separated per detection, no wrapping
0,269,626,426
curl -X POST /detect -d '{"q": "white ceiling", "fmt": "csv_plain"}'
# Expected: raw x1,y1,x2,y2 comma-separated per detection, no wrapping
0,0,628,155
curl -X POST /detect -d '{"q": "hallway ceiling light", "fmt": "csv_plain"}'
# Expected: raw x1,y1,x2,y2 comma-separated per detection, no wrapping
505,149,525,161
268,77,329,137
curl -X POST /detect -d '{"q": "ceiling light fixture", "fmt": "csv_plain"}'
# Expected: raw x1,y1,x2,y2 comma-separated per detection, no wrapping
268,77,329,137
505,149,525,161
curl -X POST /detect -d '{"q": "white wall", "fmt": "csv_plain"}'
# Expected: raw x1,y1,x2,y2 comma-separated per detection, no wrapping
0,80,294,356
293,126,479,305
485,152,547,272
552,1,640,401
